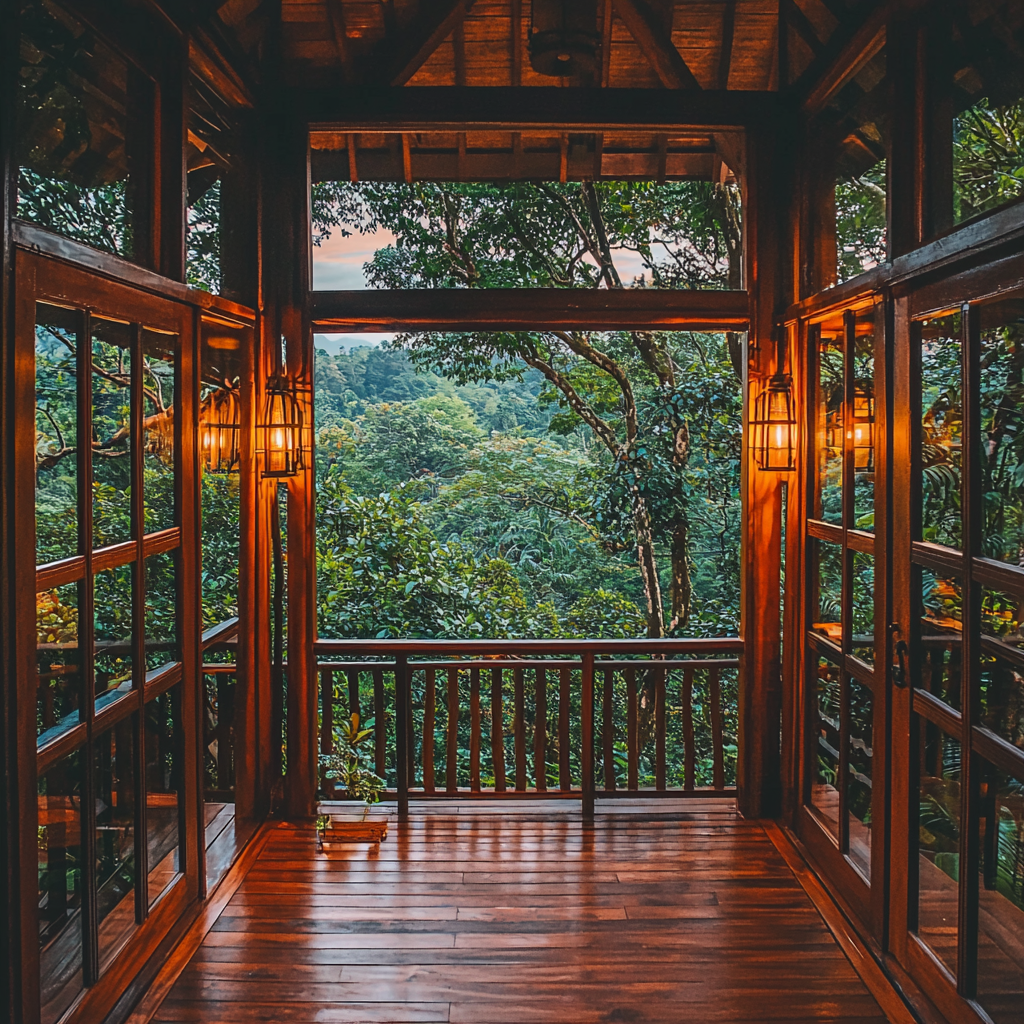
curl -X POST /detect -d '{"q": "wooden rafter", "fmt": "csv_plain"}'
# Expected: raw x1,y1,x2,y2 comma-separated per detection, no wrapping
510,0,522,87
326,0,354,83
454,20,466,86
718,0,736,91
794,0,889,115
611,0,701,90
600,0,613,87
782,0,823,58
382,0,478,87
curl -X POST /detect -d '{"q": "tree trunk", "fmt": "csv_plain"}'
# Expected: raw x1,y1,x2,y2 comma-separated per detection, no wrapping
632,491,665,640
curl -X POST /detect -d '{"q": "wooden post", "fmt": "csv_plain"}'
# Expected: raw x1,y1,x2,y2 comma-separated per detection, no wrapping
395,654,410,820
581,652,595,822
738,117,785,819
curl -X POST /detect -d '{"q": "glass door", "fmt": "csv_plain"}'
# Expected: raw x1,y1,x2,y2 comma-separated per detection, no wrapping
798,302,886,930
889,287,1024,1023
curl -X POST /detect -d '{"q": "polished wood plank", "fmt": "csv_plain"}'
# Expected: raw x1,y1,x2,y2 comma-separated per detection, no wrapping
152,803,891,1024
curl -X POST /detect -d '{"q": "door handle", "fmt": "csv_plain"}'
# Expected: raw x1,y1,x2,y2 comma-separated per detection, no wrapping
889,623,909,687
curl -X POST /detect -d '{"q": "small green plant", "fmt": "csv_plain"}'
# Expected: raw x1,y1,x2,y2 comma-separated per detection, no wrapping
319,713,385,805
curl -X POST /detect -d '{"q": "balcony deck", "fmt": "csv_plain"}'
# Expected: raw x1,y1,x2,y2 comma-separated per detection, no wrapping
146,801,893,1024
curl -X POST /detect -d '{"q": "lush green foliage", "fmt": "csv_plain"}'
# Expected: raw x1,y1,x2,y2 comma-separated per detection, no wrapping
319,713,386,804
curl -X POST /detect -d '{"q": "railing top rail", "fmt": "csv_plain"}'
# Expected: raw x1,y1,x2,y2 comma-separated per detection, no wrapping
202,616,240,651
316,657,741,670
313,637,742,656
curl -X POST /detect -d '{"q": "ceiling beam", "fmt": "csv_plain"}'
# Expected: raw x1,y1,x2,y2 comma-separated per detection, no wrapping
781,0,823,58
612,0,700,90
312,288,749,332
717,1,736,90
326,0,354,83
300,86,772,130
792,0,900,116
382,0,478,87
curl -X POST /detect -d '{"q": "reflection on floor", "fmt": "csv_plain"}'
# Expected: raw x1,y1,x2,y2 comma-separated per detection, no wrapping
204,802,258,892
156,799,890,1024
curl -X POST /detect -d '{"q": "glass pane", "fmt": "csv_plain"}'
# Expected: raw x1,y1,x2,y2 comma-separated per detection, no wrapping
917,570,963,710
811,540,844,645
831,45,888,285
91,319,132,547
16,0,141,257
35,303,79,564
852,311,876,531
38,751,84,1024
980,587,1024,752
145,551,178,673
979,299,1024,567
94,719,137,970
976,763,1024,1024
815,328,844,525
919,315,962,548
811,654,842,837
310,155,743,291
846,678,873,879
37,583,81,744
94,564,133,708
952,53,1024,224
145,688,182,904
142,328,177,533
916,724,961,976
851,551,875,664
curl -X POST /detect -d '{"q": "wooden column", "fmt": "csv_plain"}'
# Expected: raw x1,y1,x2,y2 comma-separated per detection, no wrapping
1,3,33,1020
261,105,317,819
738,116,789,819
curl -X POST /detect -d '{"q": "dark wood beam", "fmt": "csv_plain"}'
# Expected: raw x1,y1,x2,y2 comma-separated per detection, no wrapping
792,0,899,116
612,0,701,89
384,0,477,87
326,0,354,83
781,0,823,58
717,0,736,91
300,86,775,130
600,0,613,87
510,0,522,86
312,288,749,332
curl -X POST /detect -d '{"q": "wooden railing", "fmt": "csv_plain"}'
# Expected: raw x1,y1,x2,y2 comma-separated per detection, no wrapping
201,617,239,801
314,638,742,817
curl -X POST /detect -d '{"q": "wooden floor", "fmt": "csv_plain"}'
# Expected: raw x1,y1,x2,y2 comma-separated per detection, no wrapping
155,800,891,1024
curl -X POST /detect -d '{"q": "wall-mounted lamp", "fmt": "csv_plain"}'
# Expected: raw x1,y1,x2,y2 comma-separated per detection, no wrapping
200,387,240,473
752,333,796,472
260,374,304,478
528,0,600,77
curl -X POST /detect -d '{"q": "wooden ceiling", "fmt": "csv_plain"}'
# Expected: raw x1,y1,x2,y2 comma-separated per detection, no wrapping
210,0,871,93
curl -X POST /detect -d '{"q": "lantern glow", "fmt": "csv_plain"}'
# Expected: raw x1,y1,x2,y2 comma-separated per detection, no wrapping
752,372,796,471
260,375,304,478
200,387,240,474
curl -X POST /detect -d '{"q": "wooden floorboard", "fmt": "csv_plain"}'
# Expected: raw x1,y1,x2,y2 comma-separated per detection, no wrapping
152,800,893,1024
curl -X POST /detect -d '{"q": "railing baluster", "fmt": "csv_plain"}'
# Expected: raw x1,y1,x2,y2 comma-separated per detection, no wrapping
319,667,334,797
347,667,360,722
491,666,506,793
447,666,459,794
558,664,570,791
373,666,385,779
534,667,547,792
581,652,595,821
710,665,725,790
513,666,527,792
626,666,638,791
395,654,409,819
470,667,481,792
683,665,695,791
603,667,615,792
655,664,666,791
423,666,436,793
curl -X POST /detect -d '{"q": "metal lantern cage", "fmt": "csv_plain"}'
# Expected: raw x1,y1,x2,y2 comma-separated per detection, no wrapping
752,332,796,472
528,0,601,77
261,374,305,478
200,386,241,474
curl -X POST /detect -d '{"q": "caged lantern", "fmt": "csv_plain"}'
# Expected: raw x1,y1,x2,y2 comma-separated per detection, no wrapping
752,333,797,472
260,373,304,478
528,0,601,77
